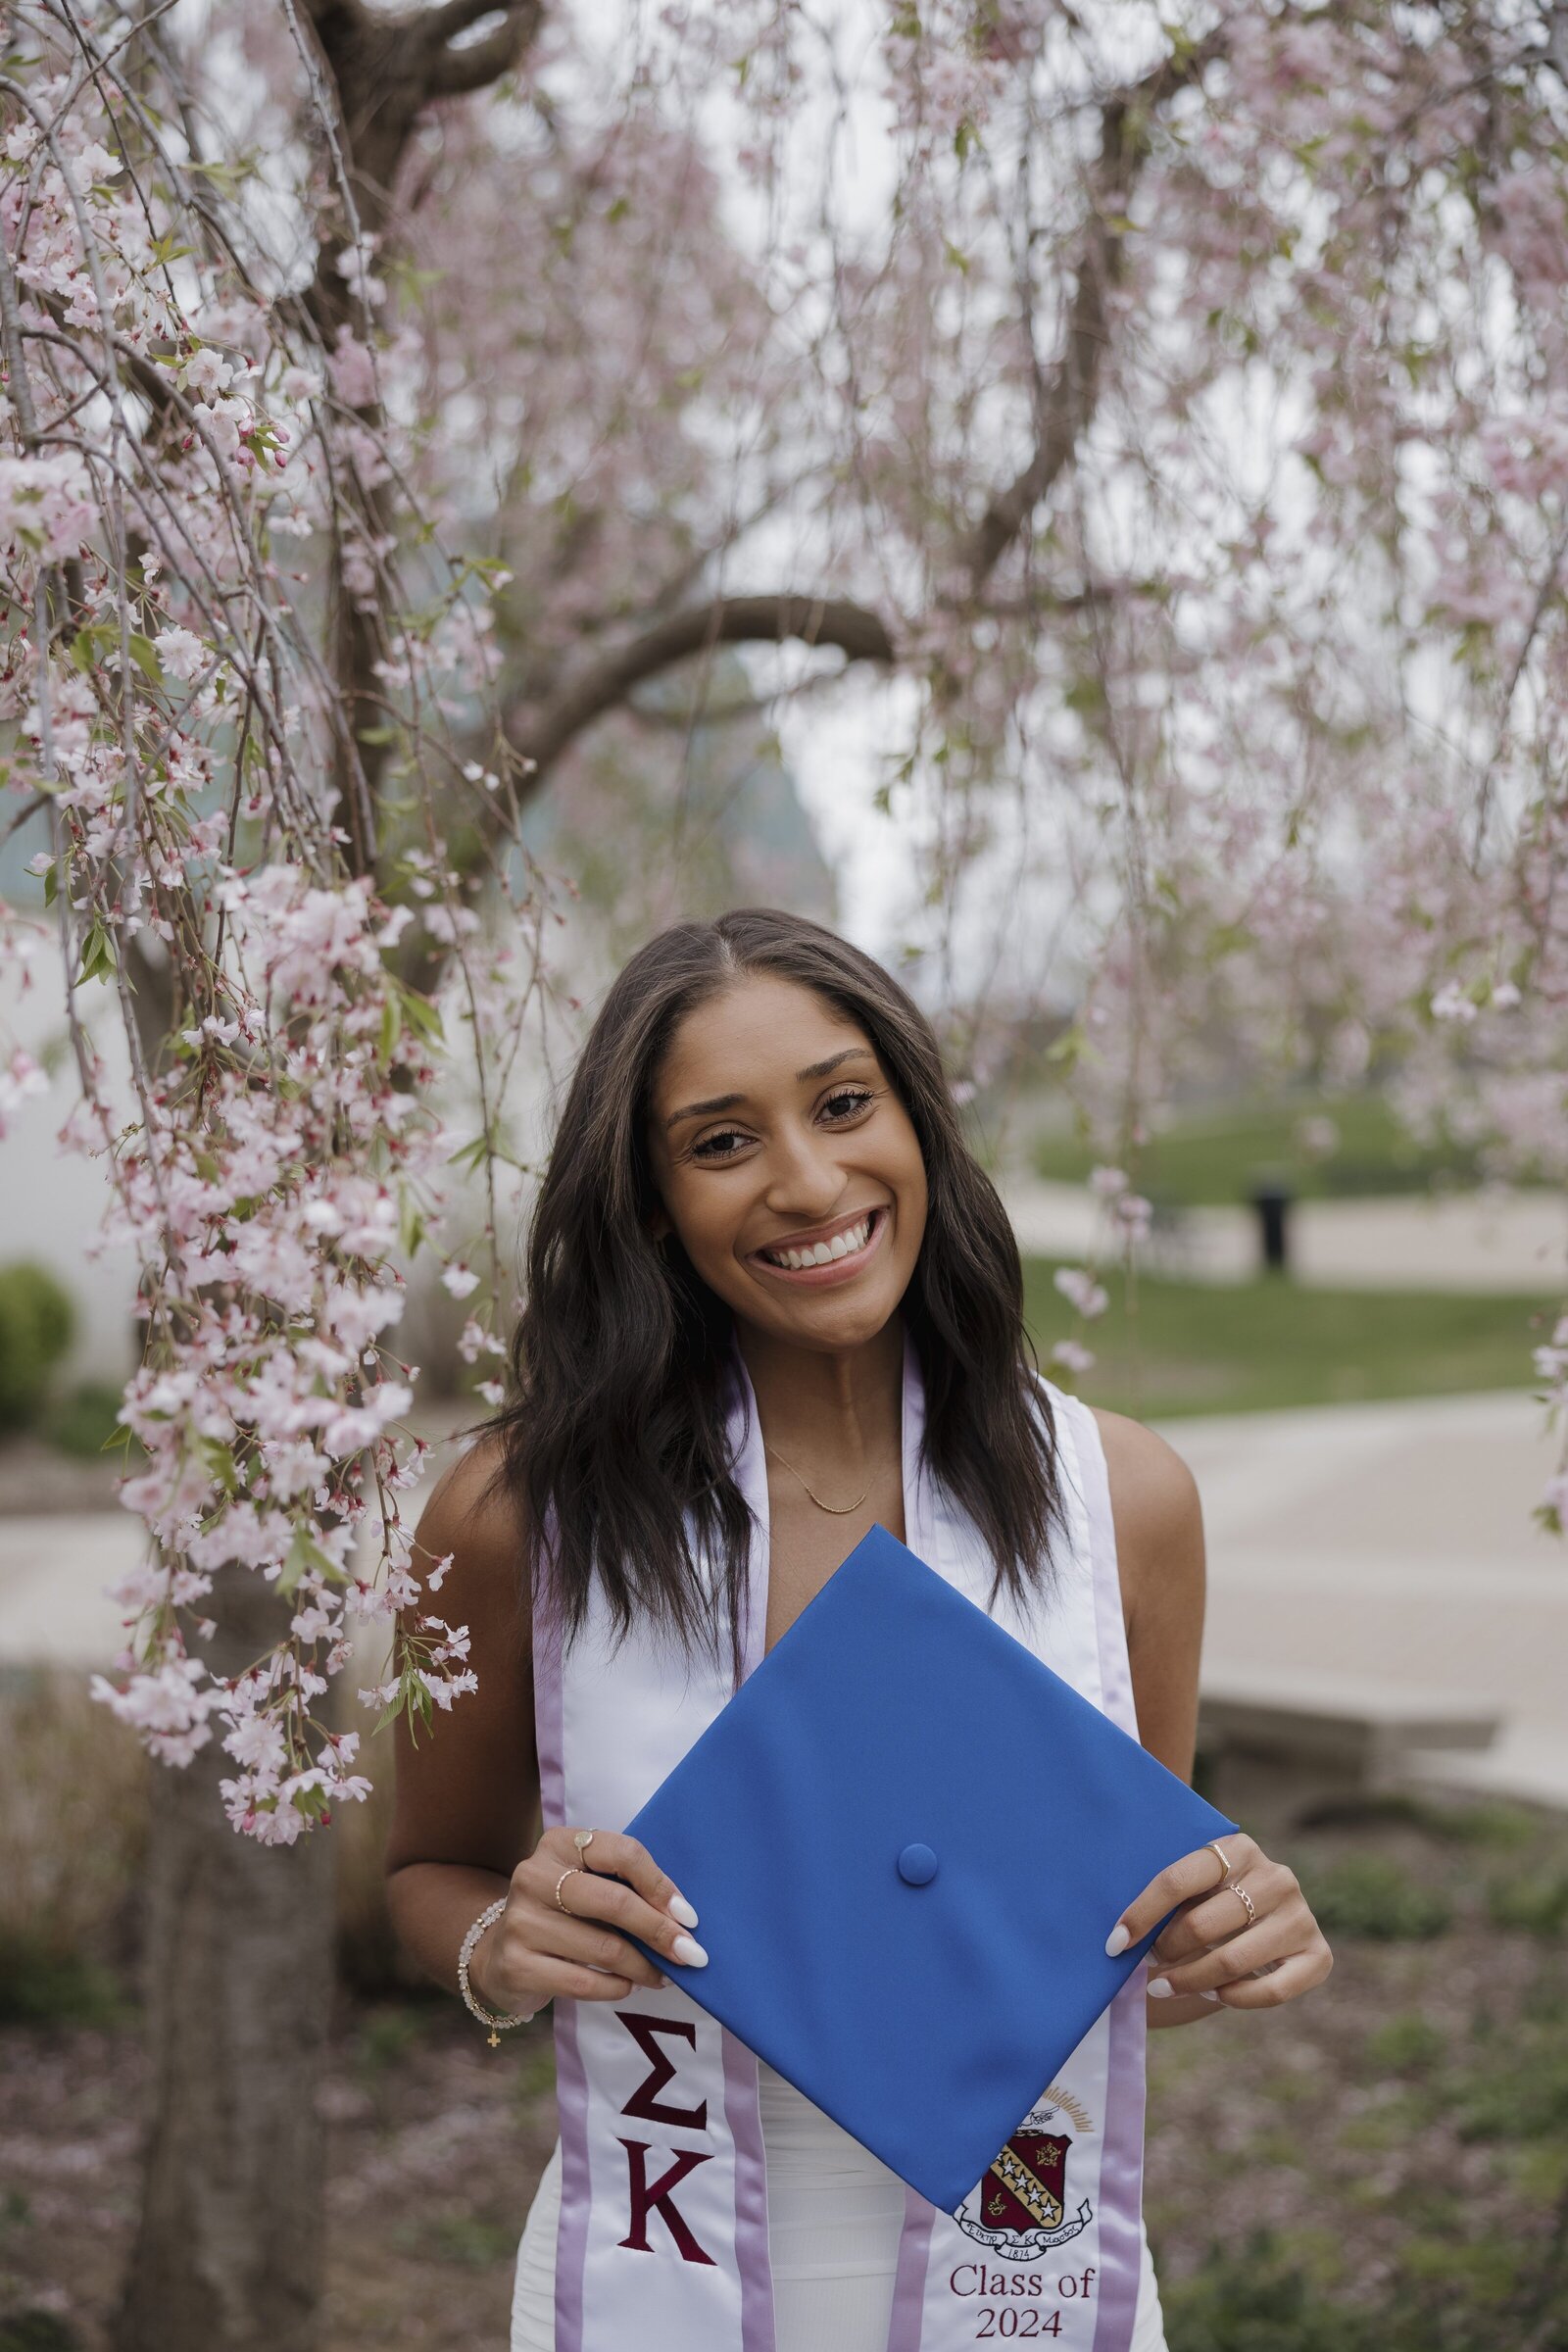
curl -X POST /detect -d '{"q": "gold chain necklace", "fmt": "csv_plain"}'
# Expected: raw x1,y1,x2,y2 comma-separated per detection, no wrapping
763,1439,869,1516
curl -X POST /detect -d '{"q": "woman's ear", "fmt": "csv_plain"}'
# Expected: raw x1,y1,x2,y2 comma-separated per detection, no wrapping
647,1207,672,1247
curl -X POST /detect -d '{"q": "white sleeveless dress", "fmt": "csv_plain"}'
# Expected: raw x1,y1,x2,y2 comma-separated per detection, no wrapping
514,1335,1173,2348
511,2066,1170,2349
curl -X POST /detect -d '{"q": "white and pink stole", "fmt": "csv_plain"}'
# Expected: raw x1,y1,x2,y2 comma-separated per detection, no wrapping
532,1324,1151,2351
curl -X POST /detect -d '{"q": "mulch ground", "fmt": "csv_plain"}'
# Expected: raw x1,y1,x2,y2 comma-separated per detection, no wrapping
2,1796,1566,2350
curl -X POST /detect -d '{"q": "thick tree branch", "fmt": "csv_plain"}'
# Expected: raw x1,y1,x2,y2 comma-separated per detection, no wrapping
965,33,1221,591
428,11,538,95
292,0,543,874
505,594,897,786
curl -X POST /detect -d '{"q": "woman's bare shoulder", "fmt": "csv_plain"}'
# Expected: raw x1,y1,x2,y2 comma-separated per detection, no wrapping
1087,1404,1200,1526
413,1428,530,1598
1085,1404,1204,1619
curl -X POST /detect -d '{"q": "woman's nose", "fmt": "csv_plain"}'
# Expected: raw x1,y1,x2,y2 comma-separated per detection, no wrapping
761,1125,850,1207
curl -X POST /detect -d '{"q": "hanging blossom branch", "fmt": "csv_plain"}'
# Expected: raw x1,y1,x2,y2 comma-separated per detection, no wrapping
0,2,542,1840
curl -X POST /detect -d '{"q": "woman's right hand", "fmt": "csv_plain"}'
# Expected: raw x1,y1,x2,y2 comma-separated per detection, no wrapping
470,1826,707,2014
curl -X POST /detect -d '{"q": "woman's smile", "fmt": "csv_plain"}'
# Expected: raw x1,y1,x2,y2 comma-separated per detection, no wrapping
746,1202,891,1289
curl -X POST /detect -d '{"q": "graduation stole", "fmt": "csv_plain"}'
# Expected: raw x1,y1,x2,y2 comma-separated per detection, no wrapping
533,1326,1151,2352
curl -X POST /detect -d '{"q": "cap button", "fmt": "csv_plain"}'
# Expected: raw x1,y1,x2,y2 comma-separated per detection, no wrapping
898,1842,938,1887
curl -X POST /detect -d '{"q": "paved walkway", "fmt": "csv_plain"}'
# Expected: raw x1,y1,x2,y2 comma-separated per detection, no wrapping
1001,1175,1567,1294
3,1388,1563,1806
1154,1388,1568,1809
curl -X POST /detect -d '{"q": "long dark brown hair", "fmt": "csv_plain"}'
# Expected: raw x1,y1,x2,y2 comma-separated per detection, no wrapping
484,906,1069,1653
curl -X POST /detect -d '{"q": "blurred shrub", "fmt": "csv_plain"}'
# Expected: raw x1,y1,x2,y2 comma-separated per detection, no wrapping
1163,2226,1370,2352
1365,2013,1446,2077
1298,1854,1451,1940
0,1265,74,1435
1452,2020,1568,2144
1487,1871,1568,1938
0,1667,421,2016
0,2313,85,2352
1163,2217,1568,2352
0,1665,145,2023
39,1381,131,1461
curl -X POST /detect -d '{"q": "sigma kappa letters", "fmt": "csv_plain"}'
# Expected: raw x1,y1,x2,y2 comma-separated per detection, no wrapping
613,2012,715,2265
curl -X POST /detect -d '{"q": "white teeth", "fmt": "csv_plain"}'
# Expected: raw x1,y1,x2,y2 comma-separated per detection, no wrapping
763,1214,873,1271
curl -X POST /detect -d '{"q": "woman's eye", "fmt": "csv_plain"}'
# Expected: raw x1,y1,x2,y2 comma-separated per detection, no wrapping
692,1128,749,1161
822,1087,875,1120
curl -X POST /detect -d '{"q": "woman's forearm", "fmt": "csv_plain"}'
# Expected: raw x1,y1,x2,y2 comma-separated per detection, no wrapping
386,1859,513,2005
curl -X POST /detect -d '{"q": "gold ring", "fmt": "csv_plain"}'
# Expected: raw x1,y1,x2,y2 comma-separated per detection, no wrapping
1227,1881,1256,1928
1205,1838,1234,1890
555,1867,586,1917
573,1829,598,1863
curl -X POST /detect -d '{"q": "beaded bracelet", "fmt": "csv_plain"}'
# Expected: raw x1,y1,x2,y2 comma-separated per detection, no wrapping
458,1895,533,2046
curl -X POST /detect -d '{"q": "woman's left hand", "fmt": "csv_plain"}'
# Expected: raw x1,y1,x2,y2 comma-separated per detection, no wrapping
1105,1832,1333,2009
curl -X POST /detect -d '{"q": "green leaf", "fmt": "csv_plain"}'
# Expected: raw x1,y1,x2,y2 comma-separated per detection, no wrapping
70,622,111,672
377,991,403,1068
75,920,116,986
128,634,166,687
198,1436,242,1495
446,1132,491,1174
396,984,444,1047
277,1527,347,1597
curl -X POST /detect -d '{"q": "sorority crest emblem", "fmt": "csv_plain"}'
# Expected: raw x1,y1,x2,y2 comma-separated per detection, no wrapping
954,2104,1094,2259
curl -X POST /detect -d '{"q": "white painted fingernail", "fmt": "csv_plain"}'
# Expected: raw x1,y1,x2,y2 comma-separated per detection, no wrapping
671,1935,709,1968
1200,1988,1220,2002
1104,1923,1130,1956
1147,1976,1173,1998
668,1894,699,1929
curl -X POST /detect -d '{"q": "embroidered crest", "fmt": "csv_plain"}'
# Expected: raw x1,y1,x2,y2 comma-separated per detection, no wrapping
954,2105,1094,2258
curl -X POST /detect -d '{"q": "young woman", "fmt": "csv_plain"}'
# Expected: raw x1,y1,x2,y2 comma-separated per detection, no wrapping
385,907,1333,2352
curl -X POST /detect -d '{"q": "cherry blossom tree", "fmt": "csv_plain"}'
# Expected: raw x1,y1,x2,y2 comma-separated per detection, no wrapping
5,0,1568,2340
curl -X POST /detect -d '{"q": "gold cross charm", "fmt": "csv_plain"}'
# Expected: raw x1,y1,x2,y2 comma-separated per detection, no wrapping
488,2028,500,2049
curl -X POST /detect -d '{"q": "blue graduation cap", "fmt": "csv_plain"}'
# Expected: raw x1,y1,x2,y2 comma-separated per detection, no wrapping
624,1522,1238,2213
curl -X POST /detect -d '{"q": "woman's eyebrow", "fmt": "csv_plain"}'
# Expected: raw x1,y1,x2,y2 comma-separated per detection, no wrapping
665,1092,743,1129
796,1046,877,1084
663,1047,876,1131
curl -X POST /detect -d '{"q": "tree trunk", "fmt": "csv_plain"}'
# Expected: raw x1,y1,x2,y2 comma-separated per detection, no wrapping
113,1566,335,2352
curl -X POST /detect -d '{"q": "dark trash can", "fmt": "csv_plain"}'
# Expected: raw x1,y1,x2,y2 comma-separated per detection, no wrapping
1247,1176,1294,1274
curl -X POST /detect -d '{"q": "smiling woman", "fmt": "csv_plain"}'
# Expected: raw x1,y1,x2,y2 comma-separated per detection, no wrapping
487,913,1068,1658
381,906,1333,2352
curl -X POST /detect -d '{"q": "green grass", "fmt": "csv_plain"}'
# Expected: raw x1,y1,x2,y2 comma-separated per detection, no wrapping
1030,1090,1500,1206
1022,1253,1548,1419
1296,1855,1452,1941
